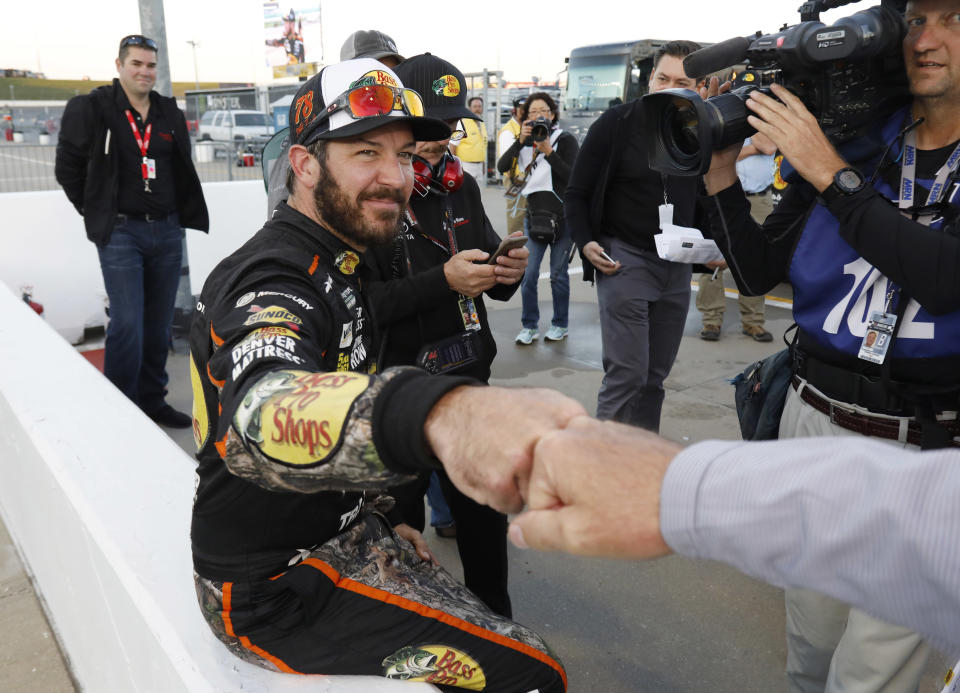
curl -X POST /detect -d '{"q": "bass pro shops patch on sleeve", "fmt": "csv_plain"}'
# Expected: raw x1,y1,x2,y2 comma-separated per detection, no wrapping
234,371,370,466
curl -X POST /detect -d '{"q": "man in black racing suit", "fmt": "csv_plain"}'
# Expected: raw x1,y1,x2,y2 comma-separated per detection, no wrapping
188,58,576,691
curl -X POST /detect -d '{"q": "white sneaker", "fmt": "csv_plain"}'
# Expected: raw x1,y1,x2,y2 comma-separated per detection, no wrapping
515,328,539,345
544,326,569,342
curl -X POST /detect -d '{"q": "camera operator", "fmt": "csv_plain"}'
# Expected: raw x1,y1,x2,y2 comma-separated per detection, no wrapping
497,93,579,345
700,1,960,690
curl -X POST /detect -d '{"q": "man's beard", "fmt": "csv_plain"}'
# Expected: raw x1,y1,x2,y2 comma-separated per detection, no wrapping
313,159,406,248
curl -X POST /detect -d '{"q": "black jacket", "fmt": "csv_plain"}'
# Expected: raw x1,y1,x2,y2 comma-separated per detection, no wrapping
55,79,209,246
365,174,518,382
189,202,469,581
565,100,706,282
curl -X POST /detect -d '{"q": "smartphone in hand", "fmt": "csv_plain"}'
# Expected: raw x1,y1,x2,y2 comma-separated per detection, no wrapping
599,249,617,264
488,236,529,264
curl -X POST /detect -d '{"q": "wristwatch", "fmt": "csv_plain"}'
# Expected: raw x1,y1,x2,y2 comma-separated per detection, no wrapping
821,167,866,204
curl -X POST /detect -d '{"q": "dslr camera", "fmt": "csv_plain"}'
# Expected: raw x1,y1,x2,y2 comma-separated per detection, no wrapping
642,0,910,175
524,117,554,145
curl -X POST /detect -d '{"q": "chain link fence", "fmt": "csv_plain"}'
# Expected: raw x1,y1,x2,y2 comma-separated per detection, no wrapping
0,137,265,194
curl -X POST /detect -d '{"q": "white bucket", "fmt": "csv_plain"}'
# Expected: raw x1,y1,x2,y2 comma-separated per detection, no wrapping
12,132,24,143
38,133,51,145
194,141,214,163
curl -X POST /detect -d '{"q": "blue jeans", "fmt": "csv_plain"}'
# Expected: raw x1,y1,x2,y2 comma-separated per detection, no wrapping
97,214,183,414
520,214,572,330
426,472,453,527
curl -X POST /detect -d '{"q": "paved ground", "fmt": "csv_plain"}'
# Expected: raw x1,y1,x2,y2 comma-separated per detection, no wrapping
1,182,953,691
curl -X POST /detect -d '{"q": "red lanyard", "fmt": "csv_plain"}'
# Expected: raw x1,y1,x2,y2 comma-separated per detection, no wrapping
124,109,152,182
405,206,457,256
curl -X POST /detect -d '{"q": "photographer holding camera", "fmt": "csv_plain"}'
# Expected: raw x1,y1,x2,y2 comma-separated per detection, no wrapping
693,1,960,690
497,93,579,345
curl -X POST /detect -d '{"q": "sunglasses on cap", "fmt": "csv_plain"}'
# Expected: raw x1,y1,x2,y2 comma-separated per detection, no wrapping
318,84,425,127
120,35,159,51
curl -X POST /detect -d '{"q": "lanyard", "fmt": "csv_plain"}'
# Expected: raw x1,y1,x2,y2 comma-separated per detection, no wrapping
124,109,153,189
400,202,477,330
441,199,459,256
898,128,960,211
405,207,450,257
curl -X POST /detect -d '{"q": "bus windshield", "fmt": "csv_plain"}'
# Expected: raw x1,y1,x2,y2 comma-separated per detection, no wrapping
565,55,629,112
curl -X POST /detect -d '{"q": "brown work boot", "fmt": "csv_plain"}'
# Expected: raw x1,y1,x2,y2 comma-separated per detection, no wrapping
700,325,721,341
742,325,773,342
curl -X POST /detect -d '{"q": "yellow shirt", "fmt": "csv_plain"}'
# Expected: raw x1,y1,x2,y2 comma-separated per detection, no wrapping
497,118,522,178
455,118,488,163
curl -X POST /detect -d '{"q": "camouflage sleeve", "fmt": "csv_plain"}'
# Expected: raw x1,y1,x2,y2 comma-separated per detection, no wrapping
223,367,422,493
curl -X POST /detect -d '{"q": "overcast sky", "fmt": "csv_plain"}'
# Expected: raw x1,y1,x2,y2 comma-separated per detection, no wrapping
1,1,860,86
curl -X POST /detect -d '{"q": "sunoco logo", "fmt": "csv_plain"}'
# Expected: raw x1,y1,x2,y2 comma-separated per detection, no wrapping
244,305,303,327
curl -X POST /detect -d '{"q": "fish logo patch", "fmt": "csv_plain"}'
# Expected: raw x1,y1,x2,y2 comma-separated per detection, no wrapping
335,251,360,275
383,645,485,689
350,70,400,89
432,75,461,97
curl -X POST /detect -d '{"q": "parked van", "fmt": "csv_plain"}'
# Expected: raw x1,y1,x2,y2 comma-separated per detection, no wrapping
198,110,274,142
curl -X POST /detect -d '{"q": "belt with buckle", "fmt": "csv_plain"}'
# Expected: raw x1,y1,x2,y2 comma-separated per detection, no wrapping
117,212,169,223
792,377,960,447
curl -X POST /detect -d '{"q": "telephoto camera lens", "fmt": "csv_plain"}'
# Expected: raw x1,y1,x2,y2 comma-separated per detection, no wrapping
641,87,760,176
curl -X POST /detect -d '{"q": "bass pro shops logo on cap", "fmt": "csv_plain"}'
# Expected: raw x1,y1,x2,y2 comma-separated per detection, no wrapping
432,75,461,97
352,69,400,90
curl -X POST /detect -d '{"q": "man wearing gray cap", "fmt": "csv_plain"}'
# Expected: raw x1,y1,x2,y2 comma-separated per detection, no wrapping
190,57,568,691
340,29,404,67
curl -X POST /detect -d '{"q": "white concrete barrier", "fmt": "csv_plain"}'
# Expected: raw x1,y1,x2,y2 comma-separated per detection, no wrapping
0,283,435,692
0,181,271,344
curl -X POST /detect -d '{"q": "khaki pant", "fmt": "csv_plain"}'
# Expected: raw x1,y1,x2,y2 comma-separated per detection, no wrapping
505,187,527,237
695,268,765,328
780,386,930,693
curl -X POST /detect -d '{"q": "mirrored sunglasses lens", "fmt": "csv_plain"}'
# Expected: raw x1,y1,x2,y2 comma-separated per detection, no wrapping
402,89,424,117
348,85,395,117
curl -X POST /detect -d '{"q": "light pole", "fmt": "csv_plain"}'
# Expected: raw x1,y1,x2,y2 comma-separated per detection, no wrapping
186,40,200,90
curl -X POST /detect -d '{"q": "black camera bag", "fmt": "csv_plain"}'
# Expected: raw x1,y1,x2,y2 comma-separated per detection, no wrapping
526,208,560,244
